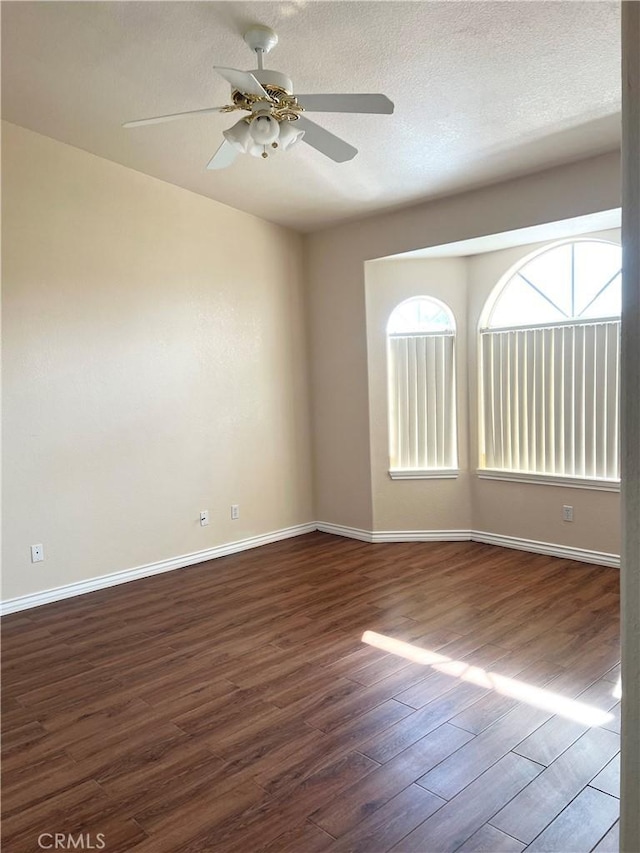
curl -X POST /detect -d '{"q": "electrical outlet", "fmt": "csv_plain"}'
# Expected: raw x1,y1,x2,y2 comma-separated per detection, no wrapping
562,505,574,522
31,544,44,563
231,504,239,520
200,510,209,527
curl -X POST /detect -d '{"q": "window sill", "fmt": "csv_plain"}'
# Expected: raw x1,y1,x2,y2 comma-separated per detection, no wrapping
477,469,620,492
389,468,460,480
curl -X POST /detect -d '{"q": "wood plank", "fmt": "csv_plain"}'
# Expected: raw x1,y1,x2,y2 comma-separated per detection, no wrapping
305,684,414,734
310,723,472,838
2,780,111,843
126,781,267,853
513,715,590,767
9,816,147,853
417,703,550,799
331,784,445,852
0,535,620,853
590,754,620,798
592,820,620,852
449,658,565,735
347,629,462,687
96,740,226,800
14,669,125,712
513,677,620,766
360,681,491,764
524,785,619,852
201,701,315,760
254,700,408,796
268,674,365,719
264,821,335,853
1,751,89,817
393,643,510,710
602,701,621,733
392,752,542,852
2,779,148,853
491,727,620,843
1,721,48,753
455,824,525,852
198,751,380,853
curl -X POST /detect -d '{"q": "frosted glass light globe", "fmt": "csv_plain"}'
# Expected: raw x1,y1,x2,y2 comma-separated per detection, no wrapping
222,118,252,153
278,121,305,151
249,113,280,146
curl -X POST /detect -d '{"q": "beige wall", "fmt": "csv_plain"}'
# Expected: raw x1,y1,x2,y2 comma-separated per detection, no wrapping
2,122,313,602
365,258,472,532
467,232,621,555
307,151,621,538
362,233,620,553
1,124,624,607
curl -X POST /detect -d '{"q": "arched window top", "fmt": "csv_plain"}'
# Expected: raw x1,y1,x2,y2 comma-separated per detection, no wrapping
387,296,456,335
485,240,622,330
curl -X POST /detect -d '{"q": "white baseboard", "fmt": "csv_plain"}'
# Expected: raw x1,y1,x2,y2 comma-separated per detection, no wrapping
2,520,619,616
315,523,471,544
471,530,620,568
316,523,620,568
0,523,317,616
315,522,374,542
371,529,473,543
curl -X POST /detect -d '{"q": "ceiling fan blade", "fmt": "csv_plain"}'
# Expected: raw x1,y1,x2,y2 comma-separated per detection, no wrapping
206,139,239,170
123,106,227,128
295,116,357,163
213,67,272,100
296,94,394,115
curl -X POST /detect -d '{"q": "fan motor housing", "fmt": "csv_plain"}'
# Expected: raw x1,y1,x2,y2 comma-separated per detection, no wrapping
252,69,294,96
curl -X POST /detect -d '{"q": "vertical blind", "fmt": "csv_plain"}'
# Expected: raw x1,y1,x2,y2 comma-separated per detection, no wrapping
481,320,620,479
388,333,457,470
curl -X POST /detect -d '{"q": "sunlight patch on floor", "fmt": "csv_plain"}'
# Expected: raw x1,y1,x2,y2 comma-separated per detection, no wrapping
361,630,613,727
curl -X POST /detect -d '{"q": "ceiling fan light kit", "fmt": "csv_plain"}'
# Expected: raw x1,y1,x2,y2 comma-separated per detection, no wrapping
248,110,280,146
123,25,394,170
278,120,305,151
222,117,252,153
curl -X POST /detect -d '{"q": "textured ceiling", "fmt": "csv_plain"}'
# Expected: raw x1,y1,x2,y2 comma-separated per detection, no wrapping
1,1,621,231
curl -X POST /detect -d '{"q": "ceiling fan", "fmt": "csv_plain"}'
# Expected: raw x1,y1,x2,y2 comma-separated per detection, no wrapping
123,25,394,169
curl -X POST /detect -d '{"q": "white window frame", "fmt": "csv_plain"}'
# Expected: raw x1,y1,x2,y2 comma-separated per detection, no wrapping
478,239,621,491
387,297,458,479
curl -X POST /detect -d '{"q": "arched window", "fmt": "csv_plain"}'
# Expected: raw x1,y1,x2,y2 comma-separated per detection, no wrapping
387,296,458,477
479,240,621,484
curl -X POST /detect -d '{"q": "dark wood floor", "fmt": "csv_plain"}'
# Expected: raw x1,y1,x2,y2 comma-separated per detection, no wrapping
2,533,621,853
